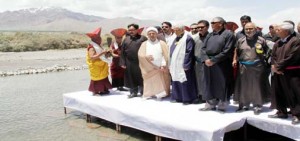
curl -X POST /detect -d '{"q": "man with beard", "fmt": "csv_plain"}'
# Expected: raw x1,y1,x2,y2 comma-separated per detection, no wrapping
233,22,270,115
120,23,147,98
138,27,170,100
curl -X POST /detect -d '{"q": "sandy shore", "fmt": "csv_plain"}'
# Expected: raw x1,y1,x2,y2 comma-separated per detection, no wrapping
0,49,87,76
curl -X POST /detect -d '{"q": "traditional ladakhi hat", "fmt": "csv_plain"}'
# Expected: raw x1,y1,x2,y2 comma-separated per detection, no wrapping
256,26,263,31
225,22,239,32
184,26,191,32
86,27,102,40
110,28,127,38
137,27,145,35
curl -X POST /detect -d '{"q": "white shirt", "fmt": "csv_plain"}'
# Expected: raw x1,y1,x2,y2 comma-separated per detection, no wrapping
164,32,176,48
146,40,166,67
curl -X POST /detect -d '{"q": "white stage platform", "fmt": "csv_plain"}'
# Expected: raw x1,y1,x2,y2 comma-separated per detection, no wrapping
63,90,300,141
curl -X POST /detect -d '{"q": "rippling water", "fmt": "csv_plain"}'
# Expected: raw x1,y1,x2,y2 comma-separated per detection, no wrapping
0,70,154,141
0,70,92,140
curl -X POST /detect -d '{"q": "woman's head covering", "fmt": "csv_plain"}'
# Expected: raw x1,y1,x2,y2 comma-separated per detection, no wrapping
110,28,127,38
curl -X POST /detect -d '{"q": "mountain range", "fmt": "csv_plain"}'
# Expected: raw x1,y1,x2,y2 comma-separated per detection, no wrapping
0,7,160,34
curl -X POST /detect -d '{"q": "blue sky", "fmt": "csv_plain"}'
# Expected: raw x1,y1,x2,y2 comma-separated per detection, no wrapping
0,0,300,33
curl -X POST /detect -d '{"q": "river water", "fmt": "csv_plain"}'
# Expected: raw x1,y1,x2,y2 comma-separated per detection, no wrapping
1,70,293,141
0,70,154,141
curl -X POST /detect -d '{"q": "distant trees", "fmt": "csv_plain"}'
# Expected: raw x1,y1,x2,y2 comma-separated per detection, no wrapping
0,32,93,52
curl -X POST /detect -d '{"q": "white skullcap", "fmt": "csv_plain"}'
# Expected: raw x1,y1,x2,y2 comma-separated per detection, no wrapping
146,27,158,33
280,22,294,33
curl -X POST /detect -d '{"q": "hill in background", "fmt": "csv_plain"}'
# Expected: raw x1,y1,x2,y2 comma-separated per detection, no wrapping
0,7,160,34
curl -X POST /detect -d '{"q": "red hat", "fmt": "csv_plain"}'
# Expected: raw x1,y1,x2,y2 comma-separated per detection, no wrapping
137,27,144,35
110,28,127,38
86,27,101,39
184,26,191,32
256,26,263,31
225,22,239,32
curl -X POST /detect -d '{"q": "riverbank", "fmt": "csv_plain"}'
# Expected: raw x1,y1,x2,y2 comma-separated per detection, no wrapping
0,49,87,77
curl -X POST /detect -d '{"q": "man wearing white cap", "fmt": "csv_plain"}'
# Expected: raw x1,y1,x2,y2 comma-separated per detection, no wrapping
138,27,170,100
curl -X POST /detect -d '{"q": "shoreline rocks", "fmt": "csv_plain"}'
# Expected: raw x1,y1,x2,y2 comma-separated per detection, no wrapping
0,64,88,77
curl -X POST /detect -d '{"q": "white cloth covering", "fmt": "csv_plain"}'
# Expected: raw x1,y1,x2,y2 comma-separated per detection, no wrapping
63,90,300,141
90,41,112,64
164,33,176,48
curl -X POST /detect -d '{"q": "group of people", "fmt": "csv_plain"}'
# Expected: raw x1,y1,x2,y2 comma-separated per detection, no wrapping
85,15,300,125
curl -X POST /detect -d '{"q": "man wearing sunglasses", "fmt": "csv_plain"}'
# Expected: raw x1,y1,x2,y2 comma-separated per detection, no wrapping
190,23,199,36
161,21,177,48
193,20,210,103
199,17,235,112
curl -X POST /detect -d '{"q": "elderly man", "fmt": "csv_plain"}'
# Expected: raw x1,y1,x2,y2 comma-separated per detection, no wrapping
233,22,270,115
200,17,235,112
138,27,170,100
193,20,210,103
268,22,300,125
169,25,198,105
120,23,147,98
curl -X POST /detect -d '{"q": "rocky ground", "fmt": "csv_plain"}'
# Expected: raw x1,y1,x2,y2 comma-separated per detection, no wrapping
0,49,87,77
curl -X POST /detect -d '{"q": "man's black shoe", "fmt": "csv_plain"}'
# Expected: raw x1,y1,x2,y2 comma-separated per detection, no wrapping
117,87,128,91
199,107,216,111
183,102,191,105
99,90,110,95
268,113,288,119
235,107,244,113
253,108,262,115
170,99,178,103
292,116,300,125
128,93,138,98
